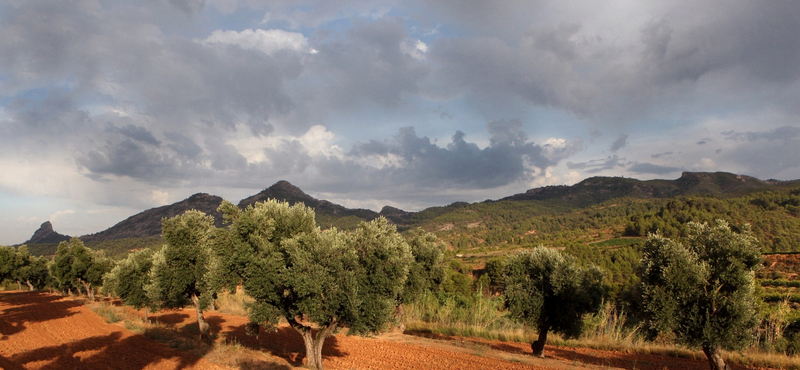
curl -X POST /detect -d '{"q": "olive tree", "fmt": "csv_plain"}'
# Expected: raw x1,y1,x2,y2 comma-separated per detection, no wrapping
639,220,762,370
13,246,50,291
0,246,17,285
214,200,412,370
104,249,155,320
50,238,110,300
503,246,605,357
146,210,217,340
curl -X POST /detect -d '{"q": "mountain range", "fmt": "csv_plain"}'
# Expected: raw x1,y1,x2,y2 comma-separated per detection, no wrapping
25,171,800,245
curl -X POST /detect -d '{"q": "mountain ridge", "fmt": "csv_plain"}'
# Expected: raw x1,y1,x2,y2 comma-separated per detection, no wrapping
22,171,800,244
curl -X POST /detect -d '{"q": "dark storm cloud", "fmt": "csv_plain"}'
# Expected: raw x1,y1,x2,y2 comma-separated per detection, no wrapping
345,119,575,189
77,138,185,182
105,123,161,146
628,162,681,175
428,31,596,116
723,126,800,142
610,134,628,152
168,0,206,15
566,156,627,174
309,17,429,109
717,125,800,179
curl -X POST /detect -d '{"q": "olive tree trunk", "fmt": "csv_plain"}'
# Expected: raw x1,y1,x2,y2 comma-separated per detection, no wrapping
702,346,729,370
396,303,406,332
77,278,94,301
16,281,23,291
191,294,210,341
26,280,34,291
289,317,338,370
531,323,550,358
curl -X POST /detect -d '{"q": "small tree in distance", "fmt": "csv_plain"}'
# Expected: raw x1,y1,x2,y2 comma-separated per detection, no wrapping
503,246,605,357
639,220,762,370
214,200,412,370
146,210,217,340
50,238,110,301
13,246,49,291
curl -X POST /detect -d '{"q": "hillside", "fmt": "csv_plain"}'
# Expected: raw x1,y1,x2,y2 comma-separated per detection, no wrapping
238,180,381,228
80,193,225,243
19,172,800,259
501,172,799,204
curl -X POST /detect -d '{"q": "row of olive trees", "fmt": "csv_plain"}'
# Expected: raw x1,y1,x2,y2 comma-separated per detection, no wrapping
0,245,51,291
498,219,761,370
1,238,114,301
2,210,758,370
99,199,447,370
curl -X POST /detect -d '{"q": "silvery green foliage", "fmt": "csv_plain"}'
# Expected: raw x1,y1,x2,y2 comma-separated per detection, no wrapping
49,238,111,296
400,228,446,304
145,210,216,311
104,248,154,310
215,199,412,369
639,220,762,351
215,199,413,334
504,246,605,338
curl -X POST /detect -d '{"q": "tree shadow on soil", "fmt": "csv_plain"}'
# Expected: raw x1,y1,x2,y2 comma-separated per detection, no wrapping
0,291,81,339
151,312,192,325
219,321,346,367
0,331,210,370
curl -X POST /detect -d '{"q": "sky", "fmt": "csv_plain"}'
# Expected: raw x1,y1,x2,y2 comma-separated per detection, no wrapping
2,0,800,245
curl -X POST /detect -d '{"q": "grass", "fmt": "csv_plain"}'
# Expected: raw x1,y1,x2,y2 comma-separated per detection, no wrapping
89,301,125,323
214,288,254,317
404,298,800,370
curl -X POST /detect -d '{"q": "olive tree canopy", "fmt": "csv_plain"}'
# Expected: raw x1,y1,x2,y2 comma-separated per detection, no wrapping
214,200,412,370
146,210,217,339
639,220,762,370
503,246,605,357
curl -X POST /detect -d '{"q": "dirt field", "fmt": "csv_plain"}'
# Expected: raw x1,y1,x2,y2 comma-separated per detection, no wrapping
0,291,776,370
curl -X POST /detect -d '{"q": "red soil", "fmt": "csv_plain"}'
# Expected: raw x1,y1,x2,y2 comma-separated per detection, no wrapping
0,291,780,370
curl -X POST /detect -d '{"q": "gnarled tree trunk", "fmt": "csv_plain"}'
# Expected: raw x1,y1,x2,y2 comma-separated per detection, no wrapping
77,278,94,301
26,280,34,291
396,303,406,332
531,322,550,358
16,280,23,291
191,294,210,341
702,345,728,370
289,317,338,370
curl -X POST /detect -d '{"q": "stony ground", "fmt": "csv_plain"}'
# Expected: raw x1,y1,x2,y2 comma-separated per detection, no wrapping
0,291,778,370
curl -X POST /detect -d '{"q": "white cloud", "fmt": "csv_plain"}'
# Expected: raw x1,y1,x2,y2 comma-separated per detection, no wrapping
49,209,76,224
151,190,170,205
692,158,716,171
401,39,428,60
201,28,313,54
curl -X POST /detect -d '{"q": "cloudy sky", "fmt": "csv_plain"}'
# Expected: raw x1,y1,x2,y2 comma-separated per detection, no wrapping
2,0,800,244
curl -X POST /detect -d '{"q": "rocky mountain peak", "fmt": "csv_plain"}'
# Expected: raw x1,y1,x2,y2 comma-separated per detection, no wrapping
25,221,71,245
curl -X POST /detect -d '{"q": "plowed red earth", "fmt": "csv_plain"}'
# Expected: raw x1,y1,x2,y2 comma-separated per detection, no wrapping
0,291,778,370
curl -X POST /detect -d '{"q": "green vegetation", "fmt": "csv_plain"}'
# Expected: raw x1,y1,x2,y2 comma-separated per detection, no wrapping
503,246,605,357
6,184,800,369
213,200,413,370
145,210,218,340
103,248,155,319
639,220,762,370
49,238,111,301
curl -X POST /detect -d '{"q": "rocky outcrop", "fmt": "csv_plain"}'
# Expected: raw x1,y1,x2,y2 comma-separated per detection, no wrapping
24,221,71,244
239,181,380,221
